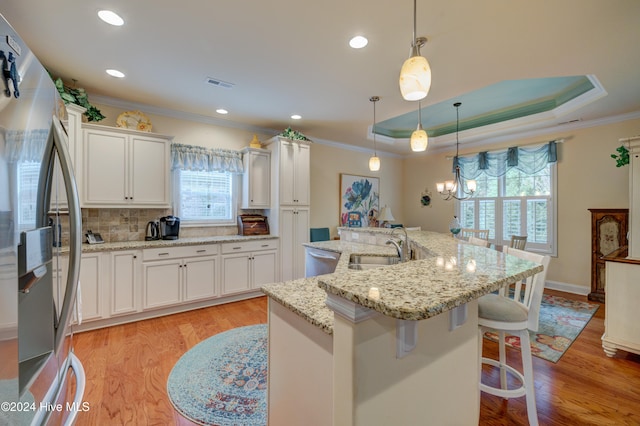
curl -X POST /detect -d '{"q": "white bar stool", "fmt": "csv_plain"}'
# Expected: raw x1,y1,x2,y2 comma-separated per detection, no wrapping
478,247,550,426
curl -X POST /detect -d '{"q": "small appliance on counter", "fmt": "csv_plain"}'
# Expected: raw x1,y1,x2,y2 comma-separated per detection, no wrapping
237,214,269,236
145,220,160,241
160,215,180,240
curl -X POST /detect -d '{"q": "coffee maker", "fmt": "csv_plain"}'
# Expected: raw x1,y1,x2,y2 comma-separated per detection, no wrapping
160,215,180,240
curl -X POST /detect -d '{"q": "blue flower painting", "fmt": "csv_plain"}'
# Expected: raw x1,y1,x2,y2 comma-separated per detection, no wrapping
340,174,380,227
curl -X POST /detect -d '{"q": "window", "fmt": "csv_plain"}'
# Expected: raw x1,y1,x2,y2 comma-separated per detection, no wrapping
458,163,557,254
174,169,236,224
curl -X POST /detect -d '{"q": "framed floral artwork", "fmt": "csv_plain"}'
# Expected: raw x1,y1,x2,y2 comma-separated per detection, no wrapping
339,174,380,228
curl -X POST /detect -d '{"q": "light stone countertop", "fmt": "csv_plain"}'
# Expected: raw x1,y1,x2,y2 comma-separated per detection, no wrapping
76,234,278,253
261,229,543,333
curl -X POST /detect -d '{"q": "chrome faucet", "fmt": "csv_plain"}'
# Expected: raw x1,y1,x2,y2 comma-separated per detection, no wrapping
387,226,409,262
386,238,403,260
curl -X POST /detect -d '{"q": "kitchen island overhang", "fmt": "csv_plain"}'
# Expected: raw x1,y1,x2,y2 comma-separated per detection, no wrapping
262,230,543,425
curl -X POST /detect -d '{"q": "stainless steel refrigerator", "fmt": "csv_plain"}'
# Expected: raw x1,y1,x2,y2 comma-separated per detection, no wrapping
0,14,86,425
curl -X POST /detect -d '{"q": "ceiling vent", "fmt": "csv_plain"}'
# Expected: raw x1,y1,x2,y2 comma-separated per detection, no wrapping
205,77,235,89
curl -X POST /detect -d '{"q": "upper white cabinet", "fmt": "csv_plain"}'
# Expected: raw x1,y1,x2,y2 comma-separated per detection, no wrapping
277,139,310,205
82,124,172,208
50,104,85,212
241,147,271,209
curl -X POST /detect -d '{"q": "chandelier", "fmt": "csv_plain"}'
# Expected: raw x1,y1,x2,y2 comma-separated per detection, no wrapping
436,102,476,200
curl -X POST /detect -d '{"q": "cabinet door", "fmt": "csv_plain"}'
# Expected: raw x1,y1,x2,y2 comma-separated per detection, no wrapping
293,143,310,205
294,208,310,279
221,254,251,295
142,259,182,309
243,150,271,208
78,253,103,321
252,250,277,288
184,256,217,301
130,135,170,206
83,129,128,205
279,142,296,205
279,208,295,281
111,251,140,316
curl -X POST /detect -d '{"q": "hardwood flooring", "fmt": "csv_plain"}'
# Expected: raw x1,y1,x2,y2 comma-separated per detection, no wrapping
72,291,640,425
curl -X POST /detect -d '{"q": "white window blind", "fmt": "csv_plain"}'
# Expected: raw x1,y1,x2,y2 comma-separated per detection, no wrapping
176,170,234,222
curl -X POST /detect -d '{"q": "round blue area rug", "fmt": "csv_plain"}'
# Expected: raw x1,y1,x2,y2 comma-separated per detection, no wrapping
167,324,267,426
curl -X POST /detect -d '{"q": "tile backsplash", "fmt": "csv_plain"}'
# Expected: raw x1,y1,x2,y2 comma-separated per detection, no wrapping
80,208,238,243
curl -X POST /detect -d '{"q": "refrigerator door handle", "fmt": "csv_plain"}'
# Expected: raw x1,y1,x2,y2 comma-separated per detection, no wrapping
37,116,82,353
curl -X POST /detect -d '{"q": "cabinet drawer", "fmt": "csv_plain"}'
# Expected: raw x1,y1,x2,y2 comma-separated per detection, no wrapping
142,244,219,261
221,239,278,254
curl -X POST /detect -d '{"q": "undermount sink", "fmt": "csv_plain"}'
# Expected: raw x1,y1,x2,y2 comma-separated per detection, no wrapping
348,254,401,270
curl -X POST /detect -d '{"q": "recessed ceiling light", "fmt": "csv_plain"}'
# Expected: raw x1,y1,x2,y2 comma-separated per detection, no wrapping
349,36,368,49
291,114,302,120
216,109,228,115
106,69,125,78
98,10,124,26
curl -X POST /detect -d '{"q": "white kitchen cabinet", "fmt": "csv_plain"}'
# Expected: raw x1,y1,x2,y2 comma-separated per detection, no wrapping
241,147,271,209
265,136,311,281
221,240,278,296
110,250,141,316
277,139,310,205
279,207,309,281
53,253,103,323
77,252,104,322
141,245,218,310
602,260,640,357
50,104,85,212
82,124,172,208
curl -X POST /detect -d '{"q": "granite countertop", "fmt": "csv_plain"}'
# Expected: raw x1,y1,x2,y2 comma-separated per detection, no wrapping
262,228,543,333
77,234,278,253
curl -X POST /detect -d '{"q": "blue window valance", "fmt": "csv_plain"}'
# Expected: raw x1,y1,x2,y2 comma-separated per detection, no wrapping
171,143,243,173
456,141,558,179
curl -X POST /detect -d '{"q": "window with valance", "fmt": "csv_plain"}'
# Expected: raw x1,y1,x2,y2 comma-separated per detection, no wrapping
454,141,559,255
171,143,244,224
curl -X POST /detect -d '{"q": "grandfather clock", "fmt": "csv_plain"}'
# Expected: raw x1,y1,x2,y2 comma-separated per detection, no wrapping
588,208,628,302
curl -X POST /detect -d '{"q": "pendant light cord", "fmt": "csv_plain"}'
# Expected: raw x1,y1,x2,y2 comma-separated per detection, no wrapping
412,0,417,48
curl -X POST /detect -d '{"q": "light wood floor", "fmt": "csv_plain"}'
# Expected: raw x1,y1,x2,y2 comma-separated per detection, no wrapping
72,290,640,425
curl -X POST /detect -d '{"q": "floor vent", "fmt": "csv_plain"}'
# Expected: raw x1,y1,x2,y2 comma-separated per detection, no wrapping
205,77,235,89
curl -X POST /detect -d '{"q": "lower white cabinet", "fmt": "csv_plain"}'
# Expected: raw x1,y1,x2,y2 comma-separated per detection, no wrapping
141,245,218,311
78,253,103,321
279,207,309,281
221,240,278,296
110,250,141,316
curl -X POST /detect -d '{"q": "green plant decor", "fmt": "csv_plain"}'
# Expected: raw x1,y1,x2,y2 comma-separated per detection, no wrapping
611,145,629,167
52,77,105,122
279,126,309,141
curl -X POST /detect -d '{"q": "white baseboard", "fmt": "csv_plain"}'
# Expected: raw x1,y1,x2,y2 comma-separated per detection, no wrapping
545,280,590,296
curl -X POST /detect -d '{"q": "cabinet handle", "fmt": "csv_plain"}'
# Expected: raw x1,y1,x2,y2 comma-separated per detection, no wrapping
133,255,137,259
232,246,242,250
261,244,269,247
158,252,169,256
197,249,206,253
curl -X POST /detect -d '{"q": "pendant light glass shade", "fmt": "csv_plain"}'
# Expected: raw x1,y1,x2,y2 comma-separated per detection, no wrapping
369,96,381,172
400,54,432,101
399,0,431,101
410,100,428,152
369,155,381,171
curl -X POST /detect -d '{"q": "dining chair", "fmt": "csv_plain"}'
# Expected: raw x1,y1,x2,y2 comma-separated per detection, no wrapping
309,227,330,242
468,236,490,248
478,247,550,426
461,228,489,240
510,235,528,250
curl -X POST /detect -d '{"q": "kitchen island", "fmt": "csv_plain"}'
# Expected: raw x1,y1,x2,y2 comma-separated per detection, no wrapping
262,229,543,426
